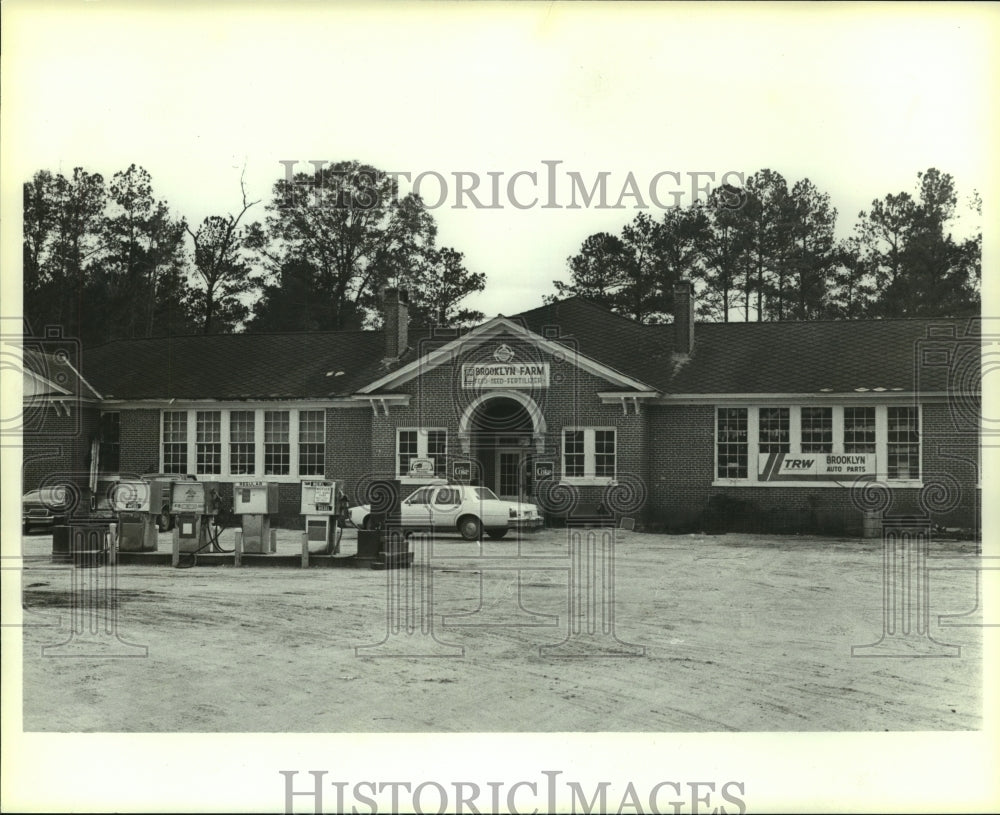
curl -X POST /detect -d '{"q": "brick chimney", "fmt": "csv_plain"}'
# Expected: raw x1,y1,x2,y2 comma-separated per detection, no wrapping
673,279,695,356
383,287,409,359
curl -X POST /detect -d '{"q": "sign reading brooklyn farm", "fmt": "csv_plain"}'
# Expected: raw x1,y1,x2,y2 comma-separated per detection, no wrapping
759,452,876,481
461,362,550,388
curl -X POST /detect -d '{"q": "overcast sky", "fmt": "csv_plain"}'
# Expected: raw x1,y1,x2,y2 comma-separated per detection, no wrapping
3,2,996,320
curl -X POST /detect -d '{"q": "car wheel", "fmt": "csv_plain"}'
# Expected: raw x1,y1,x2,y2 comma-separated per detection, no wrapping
486,528,509,540
458,515,482,541
362,515,374,531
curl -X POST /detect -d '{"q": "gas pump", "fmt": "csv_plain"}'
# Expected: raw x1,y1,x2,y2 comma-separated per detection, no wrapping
112,478,168,552
233,481,279,554
300,479,346,555
170,480,222,553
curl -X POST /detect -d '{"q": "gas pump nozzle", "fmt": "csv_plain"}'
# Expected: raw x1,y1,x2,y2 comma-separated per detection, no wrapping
170,481,223,555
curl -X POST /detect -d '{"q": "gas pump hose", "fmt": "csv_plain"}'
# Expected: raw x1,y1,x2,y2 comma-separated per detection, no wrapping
175,517,233,568
209,491,236,553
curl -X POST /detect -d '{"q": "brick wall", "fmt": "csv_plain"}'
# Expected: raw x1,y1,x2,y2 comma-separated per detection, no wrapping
648,404,714,530
119,409,161,476
22,404,100,493
370,337,649,514
274,482,306,528
647,402,980,534
108,406,375,524
326,406,372,508
918,402,979,530
47,333,979,539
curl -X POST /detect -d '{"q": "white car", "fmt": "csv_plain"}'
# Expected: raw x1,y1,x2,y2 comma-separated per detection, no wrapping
349,483,543,540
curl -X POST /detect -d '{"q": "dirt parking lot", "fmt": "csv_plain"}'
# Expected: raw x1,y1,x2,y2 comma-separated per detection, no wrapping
17,525,984,732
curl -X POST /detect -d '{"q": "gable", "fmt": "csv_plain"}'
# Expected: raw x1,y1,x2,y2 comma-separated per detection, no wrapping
356,316,659,394
23,367,72,399
22,349,102,401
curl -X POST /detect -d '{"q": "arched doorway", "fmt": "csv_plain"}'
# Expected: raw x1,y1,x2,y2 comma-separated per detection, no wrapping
469,396,536,499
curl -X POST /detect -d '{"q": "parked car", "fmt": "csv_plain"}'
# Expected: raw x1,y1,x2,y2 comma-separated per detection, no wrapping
22,485,72,533
349,483,543,540
140,473,198,532
22,476,118,534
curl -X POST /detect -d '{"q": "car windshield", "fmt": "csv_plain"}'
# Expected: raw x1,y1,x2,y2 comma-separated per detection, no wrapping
474,487,500,501
406,487,434,505
26,487,67,504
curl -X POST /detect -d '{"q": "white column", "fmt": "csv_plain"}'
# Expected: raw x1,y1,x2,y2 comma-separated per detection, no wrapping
254,409,265,478
832,406,845,455
789,406,802,455
876,405,889,480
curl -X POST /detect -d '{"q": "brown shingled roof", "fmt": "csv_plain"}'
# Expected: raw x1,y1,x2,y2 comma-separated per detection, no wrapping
660,319,980,394
82,331,392,399
79,297,981,400
509,298,979,394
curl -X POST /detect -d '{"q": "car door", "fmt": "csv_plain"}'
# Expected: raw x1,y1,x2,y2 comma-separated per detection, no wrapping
400,487,434,528
473,486,508,528
430,485,462,529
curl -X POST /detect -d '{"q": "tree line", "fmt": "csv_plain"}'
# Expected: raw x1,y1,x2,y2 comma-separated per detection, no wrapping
23,163,980,348
549,167,981,322
22,161,486,346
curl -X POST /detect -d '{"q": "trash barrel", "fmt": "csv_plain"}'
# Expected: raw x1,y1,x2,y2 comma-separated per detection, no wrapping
862,510,882,539
356,529,382,559
51,524,71,563
70,521,110,568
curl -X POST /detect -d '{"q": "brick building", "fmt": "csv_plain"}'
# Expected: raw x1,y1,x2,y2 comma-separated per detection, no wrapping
21,338,105,499
55,285,980,534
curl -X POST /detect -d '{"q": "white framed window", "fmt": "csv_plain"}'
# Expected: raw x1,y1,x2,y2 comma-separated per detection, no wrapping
714,404,922,486
564,430,585,477
264,410,290,475
561,427,616,483
298,410,326,476
229,410,255,474
717,409,748,479
887,406,920,480
162,411,188,474
196,410,222,475
843,407,876,454
800,407,833,453
428,430,447,477
160,407,327,481
758,407,789,455
397,428,448,479
594,430,616,477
